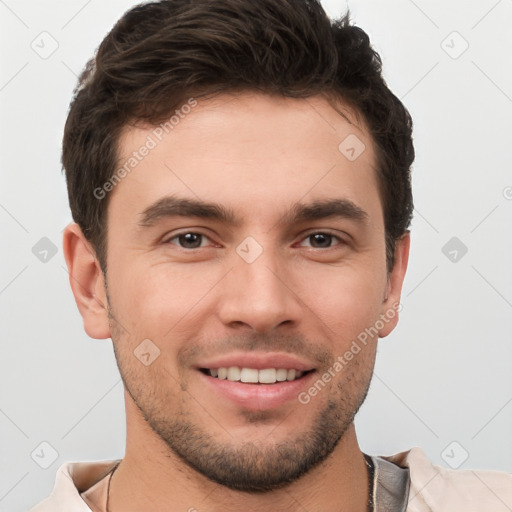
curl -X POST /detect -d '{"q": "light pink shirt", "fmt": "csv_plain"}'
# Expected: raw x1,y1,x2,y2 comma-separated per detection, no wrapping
30,447,512,511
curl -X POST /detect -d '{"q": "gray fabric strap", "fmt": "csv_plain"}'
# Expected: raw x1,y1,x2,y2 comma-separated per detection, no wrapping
370,455,411,512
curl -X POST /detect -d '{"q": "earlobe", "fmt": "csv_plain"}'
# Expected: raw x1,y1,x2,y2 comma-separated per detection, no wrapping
378,232,410,338
62,223,111,339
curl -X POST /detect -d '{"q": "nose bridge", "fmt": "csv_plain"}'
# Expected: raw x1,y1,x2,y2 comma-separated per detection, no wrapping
217,242,302,332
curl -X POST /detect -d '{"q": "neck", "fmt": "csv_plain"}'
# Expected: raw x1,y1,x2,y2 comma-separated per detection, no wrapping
109,409,369,512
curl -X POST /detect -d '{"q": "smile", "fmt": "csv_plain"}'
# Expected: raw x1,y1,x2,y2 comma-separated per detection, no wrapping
202,367,308,383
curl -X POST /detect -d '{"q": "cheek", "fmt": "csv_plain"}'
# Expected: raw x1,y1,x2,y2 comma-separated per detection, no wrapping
108,259,217,336
294,262,386,341
114,336,185,417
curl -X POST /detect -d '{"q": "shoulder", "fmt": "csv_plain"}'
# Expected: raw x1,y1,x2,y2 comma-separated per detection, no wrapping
30,459,121,512
381,447,512,512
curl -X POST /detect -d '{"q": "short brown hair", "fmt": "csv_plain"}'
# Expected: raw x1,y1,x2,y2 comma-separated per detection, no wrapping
62,0,414,273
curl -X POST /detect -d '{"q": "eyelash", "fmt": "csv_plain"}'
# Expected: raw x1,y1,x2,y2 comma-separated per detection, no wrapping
165,231,346,250
297,231,346,249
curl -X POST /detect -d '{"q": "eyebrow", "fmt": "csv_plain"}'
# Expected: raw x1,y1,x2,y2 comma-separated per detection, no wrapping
138,195,238,228
284,198,368,225
137,195,368,228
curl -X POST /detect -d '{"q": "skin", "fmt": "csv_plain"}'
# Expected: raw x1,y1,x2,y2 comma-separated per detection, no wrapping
63,92,409,512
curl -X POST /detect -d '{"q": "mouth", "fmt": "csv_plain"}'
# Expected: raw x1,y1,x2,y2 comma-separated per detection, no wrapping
195,354,317,411
195,352,318,410
199,367,312,384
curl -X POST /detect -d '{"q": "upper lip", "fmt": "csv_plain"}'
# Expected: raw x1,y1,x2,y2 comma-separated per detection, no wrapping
196,352,316,372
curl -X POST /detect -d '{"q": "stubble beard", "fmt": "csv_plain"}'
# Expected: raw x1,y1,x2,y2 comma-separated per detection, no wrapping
107,296,374,493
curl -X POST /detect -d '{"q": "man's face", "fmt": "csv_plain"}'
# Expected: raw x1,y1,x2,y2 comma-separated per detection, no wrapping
101,92,406,491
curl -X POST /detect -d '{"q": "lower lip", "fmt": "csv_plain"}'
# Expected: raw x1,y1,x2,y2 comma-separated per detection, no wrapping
198,370,315,411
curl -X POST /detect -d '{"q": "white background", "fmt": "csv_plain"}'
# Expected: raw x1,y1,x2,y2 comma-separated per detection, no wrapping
0,0,511,510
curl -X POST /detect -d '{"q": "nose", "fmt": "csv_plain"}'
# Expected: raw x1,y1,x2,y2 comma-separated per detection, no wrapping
217,247,303,333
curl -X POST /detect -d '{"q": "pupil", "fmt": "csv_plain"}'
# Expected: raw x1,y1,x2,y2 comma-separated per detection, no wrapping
180,233,201,248
311,233,331,248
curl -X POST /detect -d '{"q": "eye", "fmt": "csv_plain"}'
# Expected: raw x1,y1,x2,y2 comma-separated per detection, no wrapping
167,232,211,249
298,232,343,249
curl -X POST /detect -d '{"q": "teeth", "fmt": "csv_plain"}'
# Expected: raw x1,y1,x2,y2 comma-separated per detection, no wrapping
227,366,241,381
258,368,276,384
207,367,306,384
240,368,259,383
276,368,288,381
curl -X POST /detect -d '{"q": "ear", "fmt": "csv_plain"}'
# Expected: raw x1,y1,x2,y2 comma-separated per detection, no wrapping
378,232,410,338
62,223,111,339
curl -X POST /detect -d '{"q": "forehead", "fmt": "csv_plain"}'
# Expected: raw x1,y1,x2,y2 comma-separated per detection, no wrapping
111,92,381,226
